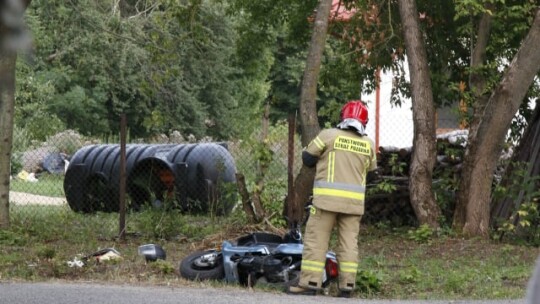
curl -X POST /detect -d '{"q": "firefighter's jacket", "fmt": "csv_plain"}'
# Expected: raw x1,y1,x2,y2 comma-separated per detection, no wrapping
304,128,377,215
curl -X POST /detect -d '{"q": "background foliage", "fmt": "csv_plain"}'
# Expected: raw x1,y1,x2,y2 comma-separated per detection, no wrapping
17,0,386,144
11,0,540,238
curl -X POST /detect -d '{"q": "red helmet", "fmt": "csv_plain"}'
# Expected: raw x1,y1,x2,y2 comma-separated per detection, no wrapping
340,100,369,125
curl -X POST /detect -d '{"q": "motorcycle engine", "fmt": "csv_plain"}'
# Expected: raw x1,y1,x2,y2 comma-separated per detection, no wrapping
237,255,289,286
262,257,288,282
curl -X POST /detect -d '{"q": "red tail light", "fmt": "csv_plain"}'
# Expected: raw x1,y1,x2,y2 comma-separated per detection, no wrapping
325,258,339,278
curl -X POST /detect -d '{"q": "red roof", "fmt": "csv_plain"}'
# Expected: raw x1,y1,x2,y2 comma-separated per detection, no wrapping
330,0,357,22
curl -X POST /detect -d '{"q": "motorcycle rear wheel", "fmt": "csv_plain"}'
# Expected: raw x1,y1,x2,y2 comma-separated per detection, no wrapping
179,250,225,281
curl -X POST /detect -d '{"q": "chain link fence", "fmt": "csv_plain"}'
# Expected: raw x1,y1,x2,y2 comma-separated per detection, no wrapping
7,123,304,238
8,108,467,238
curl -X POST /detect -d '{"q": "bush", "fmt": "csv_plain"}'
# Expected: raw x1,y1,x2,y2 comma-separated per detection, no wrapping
356,269,382,294
25,113,66,142
10,153,23,176
12,124,33,153
46,130,85,155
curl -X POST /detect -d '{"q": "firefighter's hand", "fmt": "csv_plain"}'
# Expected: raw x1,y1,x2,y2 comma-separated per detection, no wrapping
366,169,380,184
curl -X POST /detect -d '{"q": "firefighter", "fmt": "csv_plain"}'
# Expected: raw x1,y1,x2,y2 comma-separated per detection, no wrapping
288,100,377,298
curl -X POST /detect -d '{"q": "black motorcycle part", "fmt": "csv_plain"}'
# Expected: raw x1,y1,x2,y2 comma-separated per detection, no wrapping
262,257,283,276
282,228,302,244
237,255,295,287
179,250,225,281
236,232,283,246
237,256,260,286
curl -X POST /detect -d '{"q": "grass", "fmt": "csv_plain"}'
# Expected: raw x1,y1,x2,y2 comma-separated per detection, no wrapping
0,204,538,300
355,228,537,299
10,173,65,197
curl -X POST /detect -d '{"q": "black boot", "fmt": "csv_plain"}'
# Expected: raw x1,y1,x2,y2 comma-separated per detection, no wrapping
338,290,352,298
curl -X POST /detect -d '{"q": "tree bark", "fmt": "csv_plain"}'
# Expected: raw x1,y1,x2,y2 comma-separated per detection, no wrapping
456,8,540,238
0,49,16,229
453,8,493,232
289,0,333,224
491,100,540,224
397,0,441,228
236,173,264,223
0,0,32,228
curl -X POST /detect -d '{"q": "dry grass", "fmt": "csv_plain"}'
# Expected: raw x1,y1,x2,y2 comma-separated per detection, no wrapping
0,205,538,300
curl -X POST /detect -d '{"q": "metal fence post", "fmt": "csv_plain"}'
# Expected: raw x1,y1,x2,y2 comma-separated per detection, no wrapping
118,114,127,240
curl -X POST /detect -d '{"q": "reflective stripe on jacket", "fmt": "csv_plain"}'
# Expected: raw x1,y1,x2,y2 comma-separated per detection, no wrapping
304,128,377,215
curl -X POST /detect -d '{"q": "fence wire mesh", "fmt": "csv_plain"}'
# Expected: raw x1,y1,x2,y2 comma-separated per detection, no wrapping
7,112,466,238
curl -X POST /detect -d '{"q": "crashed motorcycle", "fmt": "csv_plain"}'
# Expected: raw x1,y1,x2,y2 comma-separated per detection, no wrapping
179,212,339,288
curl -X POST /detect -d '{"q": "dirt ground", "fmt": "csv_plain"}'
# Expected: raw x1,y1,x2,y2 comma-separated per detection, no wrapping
9,191,67,206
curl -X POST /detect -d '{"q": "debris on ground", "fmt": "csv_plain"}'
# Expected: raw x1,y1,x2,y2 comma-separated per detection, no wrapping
16,170,38,182
67,257,85,268
138,244,167,262
85,248,122,263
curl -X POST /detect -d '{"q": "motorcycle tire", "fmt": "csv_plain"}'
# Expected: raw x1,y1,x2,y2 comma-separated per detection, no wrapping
179,250,225,281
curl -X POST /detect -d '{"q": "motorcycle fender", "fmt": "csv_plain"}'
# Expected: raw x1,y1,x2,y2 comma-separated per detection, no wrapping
273,243,303,256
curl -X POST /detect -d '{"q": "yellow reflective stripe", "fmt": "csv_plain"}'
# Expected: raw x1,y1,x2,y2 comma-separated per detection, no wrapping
339,261,358,273
313,137,325,149
327,152,335,182
302,265,324,272
313,181,365,193
340,261,358,268
313,188,365,200
339,262,359,273
302,260,325,273
303,260,325,267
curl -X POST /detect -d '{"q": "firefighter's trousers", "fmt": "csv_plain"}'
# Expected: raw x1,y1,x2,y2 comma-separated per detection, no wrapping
299,206,362,291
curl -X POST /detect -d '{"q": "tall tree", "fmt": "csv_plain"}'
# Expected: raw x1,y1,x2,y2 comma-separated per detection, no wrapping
454,7,540,237
289,0,334,224
342,1,540,236
0,41,16,229
20,0,251,140
397,0,441,228
0,0,32,228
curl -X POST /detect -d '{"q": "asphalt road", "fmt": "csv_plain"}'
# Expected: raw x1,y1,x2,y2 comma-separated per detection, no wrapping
0,282,527,304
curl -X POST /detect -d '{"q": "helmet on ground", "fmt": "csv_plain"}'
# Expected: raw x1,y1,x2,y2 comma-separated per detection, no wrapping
340,100,369,126
138,244,166,262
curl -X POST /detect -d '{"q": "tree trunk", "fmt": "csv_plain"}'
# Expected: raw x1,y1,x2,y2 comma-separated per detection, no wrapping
236,173,265,223
288,0,333,224
491,100,540,224
397,0,441,228
453,8,493,232
0,51,17,228
0,0,32,228
456,8,540,238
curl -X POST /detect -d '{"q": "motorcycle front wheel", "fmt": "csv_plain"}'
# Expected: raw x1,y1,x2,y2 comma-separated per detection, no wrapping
179,250,225,281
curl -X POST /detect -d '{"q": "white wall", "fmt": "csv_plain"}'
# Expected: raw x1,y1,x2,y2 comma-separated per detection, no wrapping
363,69,414,149
361,69,538,150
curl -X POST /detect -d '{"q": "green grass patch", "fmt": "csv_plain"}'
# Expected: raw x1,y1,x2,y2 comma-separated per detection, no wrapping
0,204,538,300
10,173,65,197
354,229,537,300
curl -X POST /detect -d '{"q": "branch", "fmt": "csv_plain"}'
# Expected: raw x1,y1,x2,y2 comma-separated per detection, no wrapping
468,3,494,99
129,2,160,19
235,172,264,223
489,7,540,112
